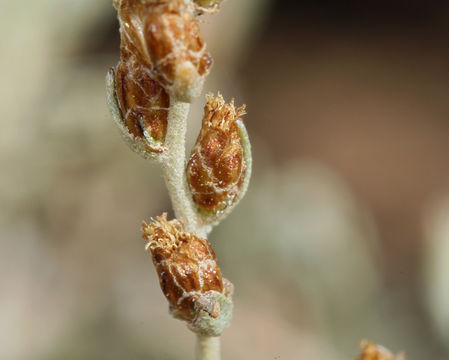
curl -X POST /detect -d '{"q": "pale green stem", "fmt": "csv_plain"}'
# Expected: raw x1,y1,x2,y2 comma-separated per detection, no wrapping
162,100,220,359
196,335,220,360
161,100,210,238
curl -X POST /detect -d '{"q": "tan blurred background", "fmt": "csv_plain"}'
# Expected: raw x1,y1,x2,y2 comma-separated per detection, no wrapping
1,1,449,359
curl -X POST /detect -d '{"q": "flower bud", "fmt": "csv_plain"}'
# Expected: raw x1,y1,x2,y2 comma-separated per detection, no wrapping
115,53,170,151
144,0,212,101
357,341,405,360
186,94,250,218
106,65,169,157
115,0,212,102
142,213,233,335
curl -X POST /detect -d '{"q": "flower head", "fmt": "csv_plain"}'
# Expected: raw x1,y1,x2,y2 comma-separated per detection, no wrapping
187,94,248,216
142,213,232,334
115,0,212,101
114,55,170,153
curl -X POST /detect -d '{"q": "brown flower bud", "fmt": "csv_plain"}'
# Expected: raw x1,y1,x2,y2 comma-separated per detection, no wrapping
115,0,212,101
357,341,405,360
186,94,249,217
114,53,170,153
142,213,232,326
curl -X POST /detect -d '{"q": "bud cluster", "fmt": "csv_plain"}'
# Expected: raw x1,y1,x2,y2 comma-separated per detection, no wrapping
107,0,252,340
109,0,213,157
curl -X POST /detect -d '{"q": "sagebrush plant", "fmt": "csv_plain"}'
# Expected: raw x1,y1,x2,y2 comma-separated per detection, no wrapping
105,1,406,359
106,0,251,359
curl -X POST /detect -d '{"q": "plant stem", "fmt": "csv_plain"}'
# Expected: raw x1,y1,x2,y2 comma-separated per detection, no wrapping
196,335,220,360
161,100,209,238
162,100,221,359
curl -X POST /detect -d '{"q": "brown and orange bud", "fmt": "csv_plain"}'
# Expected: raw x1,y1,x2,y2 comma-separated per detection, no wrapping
357,341,405,360
187,94,250,218
142,213,233,335
115,0,212,101
114,54,170,153
106,66,168,157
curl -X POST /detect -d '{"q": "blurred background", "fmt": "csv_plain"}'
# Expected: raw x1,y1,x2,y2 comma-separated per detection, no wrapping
1,0,449,359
